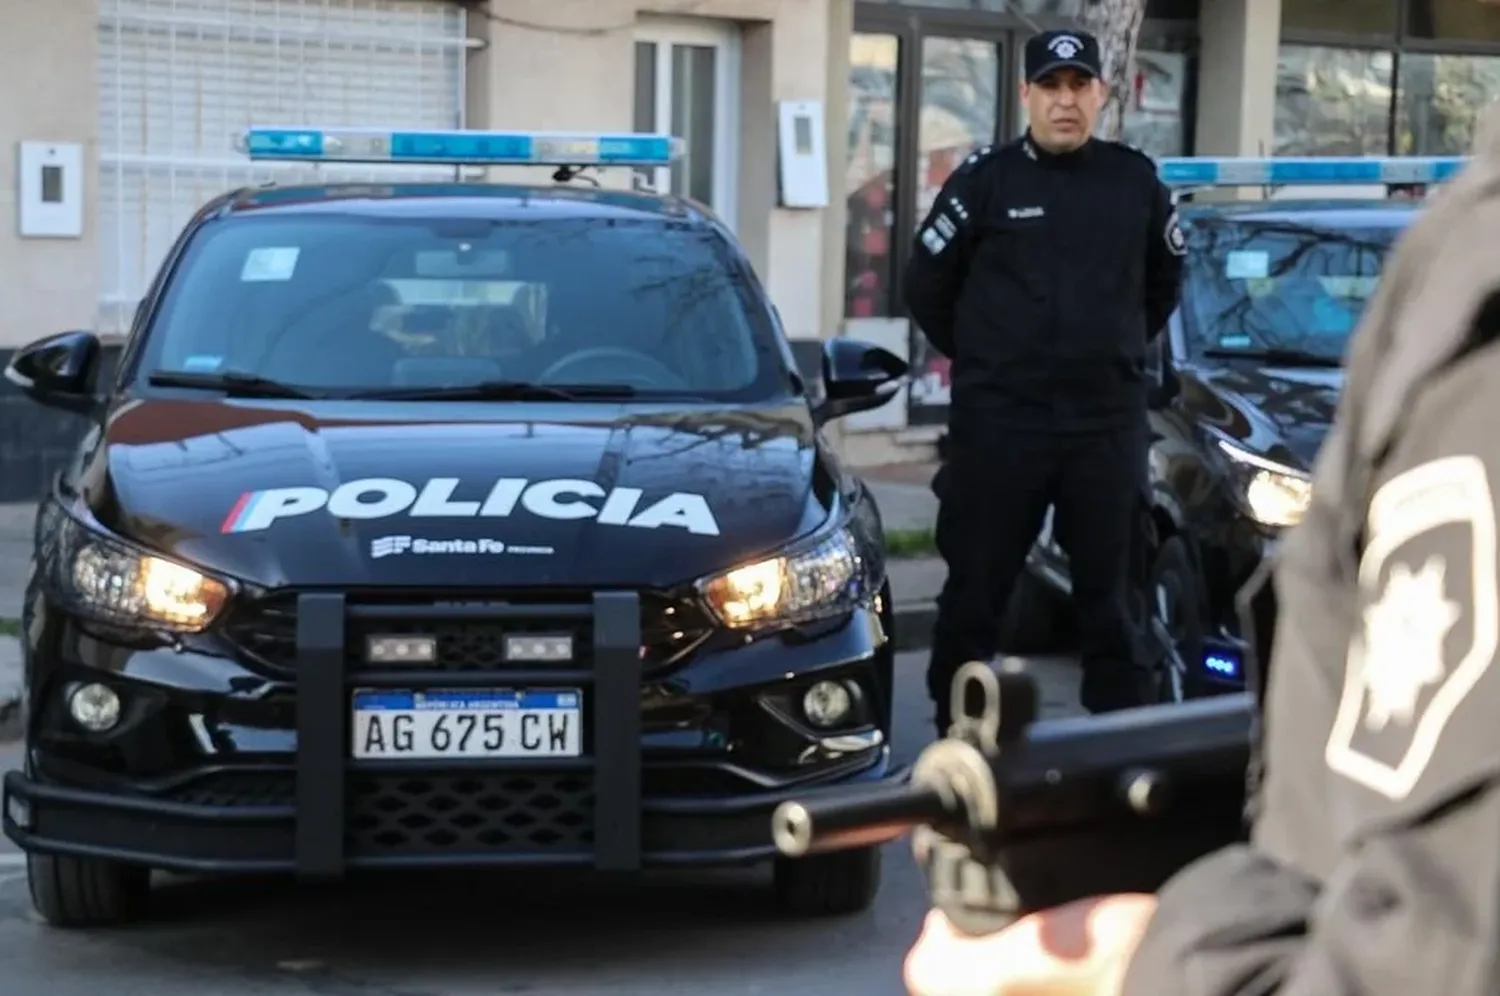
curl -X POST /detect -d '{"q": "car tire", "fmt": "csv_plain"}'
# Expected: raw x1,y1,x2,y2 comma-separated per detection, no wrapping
995,569,1071,655
27,852,151,928
773,845,882,916
1148,536,1207,703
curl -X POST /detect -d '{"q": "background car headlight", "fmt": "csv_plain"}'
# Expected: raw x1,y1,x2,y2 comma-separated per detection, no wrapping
1216,439,1313,528
698,526,866,629
52,510,231,632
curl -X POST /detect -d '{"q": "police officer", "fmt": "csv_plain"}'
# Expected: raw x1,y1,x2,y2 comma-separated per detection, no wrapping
901,102,1500,996
907,28,1185,730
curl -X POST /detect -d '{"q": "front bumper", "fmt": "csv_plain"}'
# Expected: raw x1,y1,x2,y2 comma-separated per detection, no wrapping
2,759,903,875
5,589,902,875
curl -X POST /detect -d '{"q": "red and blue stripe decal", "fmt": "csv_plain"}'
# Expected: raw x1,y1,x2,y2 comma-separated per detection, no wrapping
220,491,265,534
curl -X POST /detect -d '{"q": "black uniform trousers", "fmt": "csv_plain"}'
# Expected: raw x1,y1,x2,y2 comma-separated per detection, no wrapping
927,414,1152,725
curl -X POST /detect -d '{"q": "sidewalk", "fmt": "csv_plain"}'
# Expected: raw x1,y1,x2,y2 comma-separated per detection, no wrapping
0,473,946,738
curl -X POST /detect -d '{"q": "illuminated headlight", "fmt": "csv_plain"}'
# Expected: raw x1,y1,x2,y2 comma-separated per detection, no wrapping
52,510,231,632
698,526,865,629
1216,439,1313,528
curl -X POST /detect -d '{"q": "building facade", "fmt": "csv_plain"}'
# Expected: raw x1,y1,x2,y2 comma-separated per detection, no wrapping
0,0,1496,498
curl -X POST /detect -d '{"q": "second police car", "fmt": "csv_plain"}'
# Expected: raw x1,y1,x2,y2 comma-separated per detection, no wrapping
1001,154,1462,703
0,127,912,926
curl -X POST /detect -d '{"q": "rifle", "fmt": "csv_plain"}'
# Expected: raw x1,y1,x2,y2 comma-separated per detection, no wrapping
771,658,1255,936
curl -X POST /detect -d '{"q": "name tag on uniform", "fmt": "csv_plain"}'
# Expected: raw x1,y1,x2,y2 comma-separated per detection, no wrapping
1007,206,1045,219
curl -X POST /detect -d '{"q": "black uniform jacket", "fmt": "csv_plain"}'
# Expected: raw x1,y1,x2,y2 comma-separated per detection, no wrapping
1121,106,1500,995
903,133,1184,428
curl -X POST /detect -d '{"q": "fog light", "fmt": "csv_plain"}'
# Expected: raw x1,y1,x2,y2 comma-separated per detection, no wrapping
504,633,573,662
68,682,121,732
802,680,853,728
366,635,437,664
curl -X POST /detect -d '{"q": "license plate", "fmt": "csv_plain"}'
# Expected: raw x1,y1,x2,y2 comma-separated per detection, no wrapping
350,689,583,759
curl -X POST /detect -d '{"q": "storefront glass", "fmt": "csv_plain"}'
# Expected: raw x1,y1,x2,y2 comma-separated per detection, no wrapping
1277,0,1500,157
1396,52,1500,154
846,33,901,320
1273,45,1393,156
1275,44,1500,156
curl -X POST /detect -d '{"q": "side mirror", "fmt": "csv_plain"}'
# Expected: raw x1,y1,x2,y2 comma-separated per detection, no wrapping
812,337,909,423
4,330,103,415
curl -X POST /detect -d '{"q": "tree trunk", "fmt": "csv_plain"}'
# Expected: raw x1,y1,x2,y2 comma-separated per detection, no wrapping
1079,0,1149,140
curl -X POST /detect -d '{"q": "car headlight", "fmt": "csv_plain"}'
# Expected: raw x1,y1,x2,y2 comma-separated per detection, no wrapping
1216,439,1312,528
697,525,868,629
48,507,232,632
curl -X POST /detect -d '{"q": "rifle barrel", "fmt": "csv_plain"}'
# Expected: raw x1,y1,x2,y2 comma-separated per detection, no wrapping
772,782,950,857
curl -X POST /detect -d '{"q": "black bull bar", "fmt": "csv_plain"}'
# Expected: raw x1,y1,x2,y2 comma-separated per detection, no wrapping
294,590,643,878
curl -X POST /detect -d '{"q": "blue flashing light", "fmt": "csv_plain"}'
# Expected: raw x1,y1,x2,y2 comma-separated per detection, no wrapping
1156,155,1468,189
237,127,684,168
1202,651,1241,680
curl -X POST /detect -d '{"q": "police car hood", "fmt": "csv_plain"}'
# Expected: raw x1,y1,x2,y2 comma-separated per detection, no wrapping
1193,363,1345,470
90,398,831,589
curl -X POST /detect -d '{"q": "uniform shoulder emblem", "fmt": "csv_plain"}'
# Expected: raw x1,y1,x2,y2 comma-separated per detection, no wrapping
952,143,999,176
1325,455,1500,803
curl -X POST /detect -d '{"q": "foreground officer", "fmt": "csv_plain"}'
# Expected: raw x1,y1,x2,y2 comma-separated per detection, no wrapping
903,103,1500,996
906,28,1185,728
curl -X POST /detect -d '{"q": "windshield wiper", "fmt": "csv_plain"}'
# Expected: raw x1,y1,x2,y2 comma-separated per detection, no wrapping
1200,347,1343,369
147,369,323,399
346,381,640,401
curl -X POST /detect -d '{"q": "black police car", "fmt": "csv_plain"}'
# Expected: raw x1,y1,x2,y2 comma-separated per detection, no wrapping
1004,193,1424,700
0,128,910,927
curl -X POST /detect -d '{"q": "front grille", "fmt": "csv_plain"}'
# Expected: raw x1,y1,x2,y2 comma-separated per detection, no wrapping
347,772,594,856
221,590,713,673
165,769,296,807
160,770,596,856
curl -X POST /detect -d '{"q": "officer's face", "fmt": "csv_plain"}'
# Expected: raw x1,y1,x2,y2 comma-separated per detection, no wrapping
1023,69,1106,152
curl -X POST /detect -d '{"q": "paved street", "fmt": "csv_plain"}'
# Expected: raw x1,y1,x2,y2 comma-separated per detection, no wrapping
0,650,1083,996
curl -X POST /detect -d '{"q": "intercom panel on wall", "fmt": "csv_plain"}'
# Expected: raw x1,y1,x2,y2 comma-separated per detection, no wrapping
777,100,829,209
18,141,84,238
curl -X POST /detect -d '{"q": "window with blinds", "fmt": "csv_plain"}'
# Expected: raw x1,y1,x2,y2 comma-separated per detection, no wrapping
97,0,472,335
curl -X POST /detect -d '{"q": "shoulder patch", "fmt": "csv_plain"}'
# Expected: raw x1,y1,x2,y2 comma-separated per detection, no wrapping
1164,208,1186,256
952,143,999,176
1325,455,1500,801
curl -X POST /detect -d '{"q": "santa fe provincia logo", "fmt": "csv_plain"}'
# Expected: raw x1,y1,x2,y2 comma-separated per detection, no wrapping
220,476,721,536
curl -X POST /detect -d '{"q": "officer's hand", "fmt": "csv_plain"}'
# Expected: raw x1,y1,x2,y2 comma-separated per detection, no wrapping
903,894,1158,996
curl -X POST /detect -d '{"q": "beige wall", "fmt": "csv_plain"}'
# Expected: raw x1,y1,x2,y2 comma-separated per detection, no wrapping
469,0,844,344
1194,0,1282,196
0,3,99,348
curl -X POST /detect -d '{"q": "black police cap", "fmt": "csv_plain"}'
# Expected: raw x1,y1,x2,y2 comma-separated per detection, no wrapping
1024,29,1103,83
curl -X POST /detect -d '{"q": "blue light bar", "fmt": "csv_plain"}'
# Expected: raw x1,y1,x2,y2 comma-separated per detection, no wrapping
1156,155,1467,189
237,127,684,167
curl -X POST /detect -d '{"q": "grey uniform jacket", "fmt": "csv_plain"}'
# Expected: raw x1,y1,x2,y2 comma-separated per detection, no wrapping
1121,104,1500,995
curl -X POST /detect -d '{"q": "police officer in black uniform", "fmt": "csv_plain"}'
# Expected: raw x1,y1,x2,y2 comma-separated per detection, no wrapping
907,28,1185,730
902,103,1500,996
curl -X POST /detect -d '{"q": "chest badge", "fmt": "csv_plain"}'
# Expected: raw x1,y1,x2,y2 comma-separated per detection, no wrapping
1007,206,1045,220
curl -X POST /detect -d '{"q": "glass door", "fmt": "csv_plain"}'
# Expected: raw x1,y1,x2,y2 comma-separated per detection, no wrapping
846,32,903,321
907,34,1003,422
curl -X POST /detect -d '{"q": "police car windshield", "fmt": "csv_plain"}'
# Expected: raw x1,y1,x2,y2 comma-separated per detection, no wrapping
135,212,785,401
1179,213,1408,365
